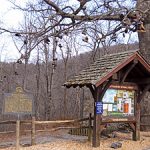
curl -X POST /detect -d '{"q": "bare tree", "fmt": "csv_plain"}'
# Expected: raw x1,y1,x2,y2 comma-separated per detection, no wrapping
59,35,73,118
0,0,150,122
0,0,149,58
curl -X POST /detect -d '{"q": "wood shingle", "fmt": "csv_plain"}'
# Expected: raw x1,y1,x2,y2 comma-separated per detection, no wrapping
64,50,150,87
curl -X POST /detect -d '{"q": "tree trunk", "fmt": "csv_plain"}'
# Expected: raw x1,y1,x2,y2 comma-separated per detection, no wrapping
138,23,150,63
63,61,68,119
137,0,150,131
137,0,150,62
35,50,41,119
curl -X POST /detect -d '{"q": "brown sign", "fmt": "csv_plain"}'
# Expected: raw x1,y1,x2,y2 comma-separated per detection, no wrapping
4,87,32,113
110,85,137,90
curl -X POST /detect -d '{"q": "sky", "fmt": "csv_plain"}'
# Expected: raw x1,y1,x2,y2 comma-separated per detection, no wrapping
0,0,138,62
0,0,80,62
0,0,27,61
0,1,24,27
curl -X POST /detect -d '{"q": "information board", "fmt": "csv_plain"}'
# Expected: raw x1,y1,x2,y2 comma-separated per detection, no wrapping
96,102,103,114
4,87,33,114
102,88,135,116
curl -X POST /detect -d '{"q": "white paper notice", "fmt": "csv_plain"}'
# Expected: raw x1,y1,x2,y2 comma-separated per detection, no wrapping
117,98,122,111
108,104,113,111
103,104,108,110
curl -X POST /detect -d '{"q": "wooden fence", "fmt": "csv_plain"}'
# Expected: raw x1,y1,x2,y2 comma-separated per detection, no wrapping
0,114,93,150
1,114,148,149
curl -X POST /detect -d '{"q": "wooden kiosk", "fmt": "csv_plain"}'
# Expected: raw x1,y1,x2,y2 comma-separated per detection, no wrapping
64,50,150,147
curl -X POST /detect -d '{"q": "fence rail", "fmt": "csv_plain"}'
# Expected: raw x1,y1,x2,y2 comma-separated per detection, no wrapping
0,114,92,150
1,114,148,149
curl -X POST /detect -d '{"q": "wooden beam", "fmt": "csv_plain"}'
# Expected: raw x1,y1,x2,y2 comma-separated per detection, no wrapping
128,78,150,85
102,116,136,124
92,78,112,147
129,123,135,132
92,109,101,147
35,117,89,124
88,113,92,141
87,84,96,99
0,120,16,124
92,86,102,147
31,117,36,145
95,54,137,87
110,82,138,90
16,120,20,150
99,78,112,100
121,60,138,83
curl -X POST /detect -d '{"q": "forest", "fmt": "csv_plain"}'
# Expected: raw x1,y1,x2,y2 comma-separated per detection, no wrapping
0,0,149,121
0,0,150,149
0,43,138,121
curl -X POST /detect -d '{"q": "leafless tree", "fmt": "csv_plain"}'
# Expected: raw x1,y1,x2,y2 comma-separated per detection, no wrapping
1,0,149,58
0,0,150,122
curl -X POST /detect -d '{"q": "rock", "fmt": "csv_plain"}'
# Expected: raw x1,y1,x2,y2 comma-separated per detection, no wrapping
109,133,117,138
111,142,122,149
101,129,117,138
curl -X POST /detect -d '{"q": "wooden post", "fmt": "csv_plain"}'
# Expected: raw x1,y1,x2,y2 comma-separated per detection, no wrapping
92,105,101,147
92,86,102,147
31,116,36,145
80,88,84,119
92,82,108,148
90,86,102,147
16,120,20,150
89,81,111,148
88,113,92,141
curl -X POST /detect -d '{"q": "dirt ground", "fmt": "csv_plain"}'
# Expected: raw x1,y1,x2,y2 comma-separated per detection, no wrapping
0,130,150,150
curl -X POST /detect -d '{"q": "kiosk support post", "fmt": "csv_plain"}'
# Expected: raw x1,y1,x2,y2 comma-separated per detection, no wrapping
92,86,103,147
92,103,101,147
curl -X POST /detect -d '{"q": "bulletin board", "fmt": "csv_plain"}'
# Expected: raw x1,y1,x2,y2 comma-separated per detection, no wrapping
102,87,135,117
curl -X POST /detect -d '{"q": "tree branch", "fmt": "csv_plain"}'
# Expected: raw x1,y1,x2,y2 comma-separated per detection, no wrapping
43,0,121,22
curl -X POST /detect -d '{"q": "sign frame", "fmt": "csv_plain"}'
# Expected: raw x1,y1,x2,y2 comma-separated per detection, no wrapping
3,87,34,116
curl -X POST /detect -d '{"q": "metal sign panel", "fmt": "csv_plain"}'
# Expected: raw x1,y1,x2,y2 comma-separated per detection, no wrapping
4,87,32,114
96,102,103,115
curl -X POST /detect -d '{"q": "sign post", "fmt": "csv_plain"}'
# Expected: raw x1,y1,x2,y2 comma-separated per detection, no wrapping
3,87,33,150
93,100,103,147
16,120,20,150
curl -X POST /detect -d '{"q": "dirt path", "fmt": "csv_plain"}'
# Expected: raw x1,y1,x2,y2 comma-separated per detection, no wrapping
0,130,150,150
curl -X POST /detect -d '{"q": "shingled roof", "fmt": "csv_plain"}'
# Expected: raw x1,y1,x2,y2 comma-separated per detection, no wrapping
64,50,150,88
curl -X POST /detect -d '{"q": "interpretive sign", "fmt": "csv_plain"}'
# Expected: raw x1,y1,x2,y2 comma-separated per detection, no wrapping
96,102,103,114
102,87,135,116
4,87,32,114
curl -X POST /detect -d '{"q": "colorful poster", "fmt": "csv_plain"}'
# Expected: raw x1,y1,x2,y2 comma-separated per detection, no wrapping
102,88,135,116
103,89,117,103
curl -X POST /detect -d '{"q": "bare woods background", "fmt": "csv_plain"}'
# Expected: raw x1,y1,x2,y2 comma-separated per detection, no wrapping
0,43,150,131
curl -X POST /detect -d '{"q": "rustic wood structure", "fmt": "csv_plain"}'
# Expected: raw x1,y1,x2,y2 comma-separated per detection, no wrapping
0,117,92,147
64,50,150,147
